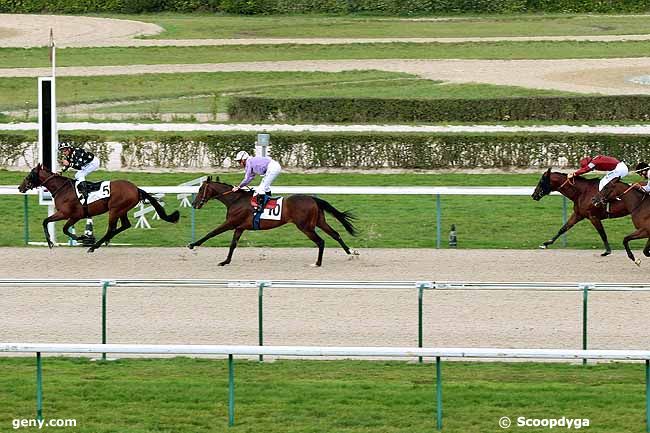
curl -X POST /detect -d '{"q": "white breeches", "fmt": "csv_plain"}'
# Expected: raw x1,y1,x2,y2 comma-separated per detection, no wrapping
74,157,100,182
598,162,628,191
255,160,281,195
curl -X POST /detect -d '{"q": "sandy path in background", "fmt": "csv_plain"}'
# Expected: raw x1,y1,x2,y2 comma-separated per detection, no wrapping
1,247,649,351
3,58,650,95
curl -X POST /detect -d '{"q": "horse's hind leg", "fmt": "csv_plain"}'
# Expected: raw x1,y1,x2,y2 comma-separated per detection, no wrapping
88,213,119,253
219,228,244,266
105,214,132,246
589,217,612,257
317,217,355,255
299,228,325,266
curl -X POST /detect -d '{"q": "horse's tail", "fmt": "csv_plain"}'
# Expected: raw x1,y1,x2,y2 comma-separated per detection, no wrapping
313,197,357,236
138,188,180,223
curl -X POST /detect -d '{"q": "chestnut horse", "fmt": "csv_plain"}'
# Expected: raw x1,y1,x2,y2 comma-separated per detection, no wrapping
593,179,650,266
189,177,358,266
18,164,180,252
531,168,628,256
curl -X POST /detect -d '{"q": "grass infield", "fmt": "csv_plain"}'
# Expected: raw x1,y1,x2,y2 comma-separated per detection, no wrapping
4,39,650,69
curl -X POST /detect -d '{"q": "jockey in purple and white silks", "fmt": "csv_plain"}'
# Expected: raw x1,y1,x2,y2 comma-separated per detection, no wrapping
231,150,282,211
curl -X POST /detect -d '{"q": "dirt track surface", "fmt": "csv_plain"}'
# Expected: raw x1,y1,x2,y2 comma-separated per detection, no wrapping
3,58,650,95
1,247,649,352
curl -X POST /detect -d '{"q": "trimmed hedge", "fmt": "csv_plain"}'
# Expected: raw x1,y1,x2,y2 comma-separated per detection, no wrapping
4,132,650,170
228,95,650,123
2,0,650,14
0,133,110,167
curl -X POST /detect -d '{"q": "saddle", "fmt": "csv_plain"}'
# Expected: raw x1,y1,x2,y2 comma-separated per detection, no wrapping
77,180,104,195
250,196,280,210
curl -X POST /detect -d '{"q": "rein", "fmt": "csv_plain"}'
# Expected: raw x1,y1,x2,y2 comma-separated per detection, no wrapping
614,184,648,214
559,176,575,189
40,173,70,197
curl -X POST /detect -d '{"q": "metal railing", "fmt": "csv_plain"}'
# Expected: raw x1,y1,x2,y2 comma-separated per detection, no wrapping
1,185,568,248
1,342,649,431
2,279,649,364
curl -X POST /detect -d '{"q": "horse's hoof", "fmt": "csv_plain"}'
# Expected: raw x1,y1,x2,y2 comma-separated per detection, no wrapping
601,250,612,257
87,247,95,253
218,261,229,266
310,263,322,267
644,251,650,258
635,258,642,267
47,243,54,249
538,244,547,250
187,243,195,250
351,249,360,256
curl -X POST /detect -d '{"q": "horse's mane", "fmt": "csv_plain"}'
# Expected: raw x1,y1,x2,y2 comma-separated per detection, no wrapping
551,172,599,184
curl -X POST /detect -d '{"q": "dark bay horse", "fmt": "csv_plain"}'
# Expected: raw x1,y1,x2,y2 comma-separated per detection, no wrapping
18,164,180,252
531,168,628,256
189,177,358,266
593,179,650,266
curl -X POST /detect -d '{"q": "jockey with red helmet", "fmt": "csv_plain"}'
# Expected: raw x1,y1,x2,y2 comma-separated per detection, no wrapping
568,155,628,191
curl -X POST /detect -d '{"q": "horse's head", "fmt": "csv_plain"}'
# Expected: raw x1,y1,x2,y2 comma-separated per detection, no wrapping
192,176,233,209
531,168,553,201
592,177,621,207
18,164,46,193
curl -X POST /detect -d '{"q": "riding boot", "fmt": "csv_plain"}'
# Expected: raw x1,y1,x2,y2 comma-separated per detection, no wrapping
78,181,89,204
255,194,265,213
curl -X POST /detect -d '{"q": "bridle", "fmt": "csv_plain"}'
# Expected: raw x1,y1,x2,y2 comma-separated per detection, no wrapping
196,182,235,207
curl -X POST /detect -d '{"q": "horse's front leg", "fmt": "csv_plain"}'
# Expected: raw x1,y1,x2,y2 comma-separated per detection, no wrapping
623,228,648,267
540,213,582,249
188,222,233,249
62,218,82,240
41,211,67,249
219,228,244,266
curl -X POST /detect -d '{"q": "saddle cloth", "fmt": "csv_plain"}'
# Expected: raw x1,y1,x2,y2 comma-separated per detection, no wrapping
250,197,283,221
76,180,111,204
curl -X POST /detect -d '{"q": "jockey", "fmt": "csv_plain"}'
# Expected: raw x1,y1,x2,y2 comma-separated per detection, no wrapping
568,155,628,191
635,162,650,192
59,143,100,202
231,150,282,212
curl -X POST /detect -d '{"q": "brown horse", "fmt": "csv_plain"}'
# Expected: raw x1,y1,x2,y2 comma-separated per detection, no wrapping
189,177,358,266
18,164,180,252
531,168,628,256
593,179,650,266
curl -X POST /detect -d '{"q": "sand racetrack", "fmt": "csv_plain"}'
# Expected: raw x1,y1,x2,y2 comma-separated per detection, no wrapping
1,247,649,353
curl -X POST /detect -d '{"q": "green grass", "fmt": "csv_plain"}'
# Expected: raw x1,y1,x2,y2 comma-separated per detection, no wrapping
0,71,410,111
0,72,573,113
112,13,650,39
0,357,646,433
1,171,647,251
4,39,650,69
91,79,572,115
